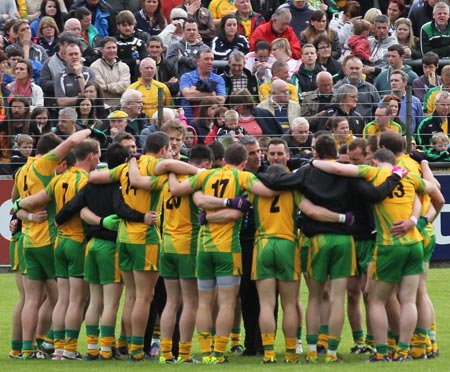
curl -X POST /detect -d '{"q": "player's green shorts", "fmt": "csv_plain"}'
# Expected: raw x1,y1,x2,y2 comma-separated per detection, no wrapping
159,252,196,279
85,237,121,284
299,236,309,275
370,242,424,283
9,232,24,272
252,237,299,281
309,234,356,282
355,239,375,274
54,235,85,278
24,244,55,281
196,251,241,280
118,242,159,272
422,234,436,263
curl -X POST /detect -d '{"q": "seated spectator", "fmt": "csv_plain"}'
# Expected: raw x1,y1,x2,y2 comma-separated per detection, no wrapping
53,106,84,136
215,109,248,144
420,2,450,58
300,9,342,60
70,0,116,38
292,43,323,98
314,35,342,82
134,0,167,36
394,17,421,60
259,60,299,102
158,8,187,49
190,96,223,144
103,109,140,148
257,79,301,132
34,16,60,57
63,18,100,66
211,13,249,62
139,107,176,148
75,96,104,130
412,51,441,103
424,132,450,161
119,89,150,137
250,8,302,60
73,7,102,48
220,50,258,99
9,133,33,174
386,0,406,35
115,10,150,83
176,0,216,46
166,18,207,76
423,65,450,117
381,94,405,132
31,106,53,134
90,36,131,108
244,40,276,84
270,38,301,77
30,0,66,38
281,116,313,158
228,87,283,137
331,116,356,151
7,59,44,111
83,81,109,119
409,0,434,37
347,19,373,65
279,0,315,38
362,103,403,139
301,71,335,123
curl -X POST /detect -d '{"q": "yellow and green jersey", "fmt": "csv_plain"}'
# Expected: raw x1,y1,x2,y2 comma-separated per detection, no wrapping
45,167,89,243
357,165,426,246
108,155,166,245
128,78,172,118
189,166,259,253
161,174,200,255
22,150,60,249
252,190,300,242
209,0,236,18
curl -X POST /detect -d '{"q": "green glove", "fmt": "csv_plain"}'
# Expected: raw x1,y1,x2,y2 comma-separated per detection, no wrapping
13,198,22,213
101,214,121,231
89,128,107,147
417,216,428,232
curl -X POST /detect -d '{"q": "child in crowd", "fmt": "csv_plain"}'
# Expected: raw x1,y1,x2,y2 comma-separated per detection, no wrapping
424,133,450,162
347,19,373,65
10,134,33,174
216,110,248,145
412,52,441,102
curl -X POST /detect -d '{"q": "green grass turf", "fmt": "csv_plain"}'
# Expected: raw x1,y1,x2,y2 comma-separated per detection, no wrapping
0,269,449,371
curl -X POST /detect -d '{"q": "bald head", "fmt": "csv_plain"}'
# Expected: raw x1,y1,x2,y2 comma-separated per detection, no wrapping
271,79,290,103
316,71,333,94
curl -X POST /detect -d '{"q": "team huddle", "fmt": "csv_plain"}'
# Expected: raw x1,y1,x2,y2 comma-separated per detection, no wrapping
9,123,444,364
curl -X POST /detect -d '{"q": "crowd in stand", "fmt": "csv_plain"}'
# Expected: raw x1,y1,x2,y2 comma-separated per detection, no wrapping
4,0,449,366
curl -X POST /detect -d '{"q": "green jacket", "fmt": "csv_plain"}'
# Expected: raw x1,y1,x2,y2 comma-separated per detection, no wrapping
420,21,450,58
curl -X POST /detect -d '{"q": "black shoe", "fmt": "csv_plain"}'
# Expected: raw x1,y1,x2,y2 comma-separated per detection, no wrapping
241,349,257,356
367,355,391,363
317,344,327,354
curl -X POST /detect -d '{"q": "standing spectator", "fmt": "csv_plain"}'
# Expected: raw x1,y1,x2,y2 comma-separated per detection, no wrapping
128,57,172,118
90,36,131,108
220,51,258,99
9,133,33,174
271,38,301,77
115,10,149,83
166,19,206,76
70,0,116,38
177,0,216,46
54,42,96,108
300,9,341,60
279,0,315,37
34,16,60,57
73,7,102,48
412,51,441,102
134,0,167,36
211,14,249,61
250,8,302,60
179,48,226,122
394,17,422,60
420,1,450,58
235,0,265,40
7,59,44,111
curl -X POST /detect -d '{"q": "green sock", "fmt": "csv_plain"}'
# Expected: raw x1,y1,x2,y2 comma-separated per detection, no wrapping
101,325,115,338
11,339,22,352
352,330,365,344
297,327,302,339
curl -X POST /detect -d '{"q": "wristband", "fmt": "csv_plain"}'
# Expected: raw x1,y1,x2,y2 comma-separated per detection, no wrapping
28,213,33,222
338,214,345,223
223,198,229,207
77,75,83,79
410,216,418,225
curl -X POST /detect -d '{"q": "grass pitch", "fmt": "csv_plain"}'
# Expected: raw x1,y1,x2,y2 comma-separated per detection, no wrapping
0,269,449,371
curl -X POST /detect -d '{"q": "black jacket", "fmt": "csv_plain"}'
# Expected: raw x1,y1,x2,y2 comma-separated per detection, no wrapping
221,66,259,99
314,104,365,135
252,107,284,136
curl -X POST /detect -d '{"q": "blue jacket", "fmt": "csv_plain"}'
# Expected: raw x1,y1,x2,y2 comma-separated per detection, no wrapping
71,0,114,37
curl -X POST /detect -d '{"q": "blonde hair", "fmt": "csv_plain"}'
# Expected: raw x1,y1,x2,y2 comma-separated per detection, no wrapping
394,17,416,50
17,134,33,147
224,109,239,122
271,38,292,57
432,132,449,145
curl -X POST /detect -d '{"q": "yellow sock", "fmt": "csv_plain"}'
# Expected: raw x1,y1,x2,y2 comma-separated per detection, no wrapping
213,335,228,358
178,341,192,361
197,332,211,356
262,333,276,360
160,338,173,359
285,337,297,362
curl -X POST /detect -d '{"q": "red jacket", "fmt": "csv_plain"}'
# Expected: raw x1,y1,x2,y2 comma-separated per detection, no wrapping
249,19,302,59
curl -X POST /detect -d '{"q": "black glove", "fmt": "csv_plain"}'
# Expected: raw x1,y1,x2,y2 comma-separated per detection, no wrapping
409,150,426,164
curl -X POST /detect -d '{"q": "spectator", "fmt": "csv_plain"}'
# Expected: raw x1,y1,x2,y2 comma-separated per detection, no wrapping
270,38,301,78
7,59,44,112
9,133,33,174
301,70,335,124
244,40,276,84
211,13,249,62
31,106,53,134
424,132,450,161
157,8,187,49
115,10,149,83
63,18,100,66
362,103,403,139
235,0,265,39
128,57,172,118
83,81,109,119
166,19,206,76
209,0,236,26
423,65,450,116
292,43,323,98
54,42,96,108
118,89,150,137
331,116,356,151
259,60,299,103
0,51,13,85
90,36,131,108
215,109,248,144
70,0,116,38
34,16,60,57
176,0,216,46
134,0,167,36
381,94,405,131
300,9,342,60
30,0,66,38
220,50,258,99
75,95,104,130
334,56,380,123
279,0,314,37
190,96,223,143
258,79,301,131
281,116,313,158
329,1,360,46
314,35,341,82
250,0,283,22
374,44,419,96
53,106,84,136
347,19,373,65
249,7,302,60
416,90,450,147
420,1,450,58
394,17,421,60
0,1,18,34
412,51,441,102
386,0,406,34
139,107,176,148
103,109,139,146
73,7,102,48
179,48,226,122
410,0,436,37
